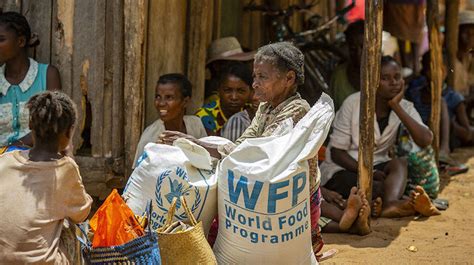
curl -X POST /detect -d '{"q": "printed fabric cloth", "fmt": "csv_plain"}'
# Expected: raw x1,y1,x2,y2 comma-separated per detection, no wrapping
396,124,439,199
0,58,48,147
196,99,228,134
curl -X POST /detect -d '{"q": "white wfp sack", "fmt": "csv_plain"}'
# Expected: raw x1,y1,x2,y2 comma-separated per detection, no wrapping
123,137,231,235
213,93,334,264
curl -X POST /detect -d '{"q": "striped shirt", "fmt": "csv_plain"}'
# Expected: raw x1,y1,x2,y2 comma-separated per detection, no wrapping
220,110,251,142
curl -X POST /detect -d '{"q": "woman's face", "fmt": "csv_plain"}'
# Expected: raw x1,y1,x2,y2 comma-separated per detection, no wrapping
252,61,295,105
0,24,25,63
154,83,188,123
378,61,403,100
218,74,251,115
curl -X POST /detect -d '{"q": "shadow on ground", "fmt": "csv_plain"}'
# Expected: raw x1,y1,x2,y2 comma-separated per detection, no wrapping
322,216,418,248
439,147,474,194
322,147,474,249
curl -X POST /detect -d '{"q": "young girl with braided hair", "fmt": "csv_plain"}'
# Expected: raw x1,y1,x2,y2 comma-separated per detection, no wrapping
0,11,61,151
0,91,92,264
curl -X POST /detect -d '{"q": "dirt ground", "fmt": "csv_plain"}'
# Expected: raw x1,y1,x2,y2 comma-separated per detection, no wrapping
321,147,474,264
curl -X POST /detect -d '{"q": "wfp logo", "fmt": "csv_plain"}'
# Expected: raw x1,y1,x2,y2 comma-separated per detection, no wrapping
155,167,201,220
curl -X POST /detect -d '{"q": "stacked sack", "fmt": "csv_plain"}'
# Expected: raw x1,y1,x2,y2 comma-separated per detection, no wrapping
123,136,231,235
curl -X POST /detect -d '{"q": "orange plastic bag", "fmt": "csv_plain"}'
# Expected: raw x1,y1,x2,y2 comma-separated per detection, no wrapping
89,189,144,247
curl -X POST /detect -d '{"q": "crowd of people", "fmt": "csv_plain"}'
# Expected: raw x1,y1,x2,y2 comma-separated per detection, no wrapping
0,7,473,264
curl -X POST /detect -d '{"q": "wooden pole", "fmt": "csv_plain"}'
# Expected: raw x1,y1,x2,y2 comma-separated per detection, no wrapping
427,0,443,163
445,0,460,88
358,0,383,204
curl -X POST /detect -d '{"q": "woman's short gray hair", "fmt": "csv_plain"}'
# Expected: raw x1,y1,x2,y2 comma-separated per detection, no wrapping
254,42,305,85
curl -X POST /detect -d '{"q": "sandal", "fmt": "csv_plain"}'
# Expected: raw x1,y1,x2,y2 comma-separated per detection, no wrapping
432,198,449,211
439,153,457,166
445,164,469,176
439,154,469,176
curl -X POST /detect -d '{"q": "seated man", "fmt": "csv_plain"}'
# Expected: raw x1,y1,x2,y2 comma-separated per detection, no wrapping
320,56,440,218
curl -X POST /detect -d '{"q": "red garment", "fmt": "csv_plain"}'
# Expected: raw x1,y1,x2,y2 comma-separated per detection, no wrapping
346,0,365,23
311,187,324,255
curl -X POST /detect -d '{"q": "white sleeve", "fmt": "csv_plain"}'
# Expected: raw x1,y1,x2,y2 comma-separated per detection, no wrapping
404,100,428,127
188,116,208,139
329,95,355,151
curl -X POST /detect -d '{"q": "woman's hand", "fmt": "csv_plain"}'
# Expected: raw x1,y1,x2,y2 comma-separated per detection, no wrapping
158,131,196,146
388,79,405,109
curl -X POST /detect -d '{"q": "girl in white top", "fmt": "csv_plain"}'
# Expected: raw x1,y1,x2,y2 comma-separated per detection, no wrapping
321,56,440,219
134,74,207,167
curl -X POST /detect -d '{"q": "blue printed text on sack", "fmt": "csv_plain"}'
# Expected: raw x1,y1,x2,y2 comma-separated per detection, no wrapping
223,169,310,244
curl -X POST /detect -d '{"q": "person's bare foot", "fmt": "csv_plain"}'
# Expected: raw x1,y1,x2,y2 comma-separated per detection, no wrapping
410,186,441,216
380,199,416,218
352,192,371,235
339,187,362,231
371,197,383,218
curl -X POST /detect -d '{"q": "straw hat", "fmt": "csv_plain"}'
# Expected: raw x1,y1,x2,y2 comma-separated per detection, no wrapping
206,37,255,65
459,10,474,26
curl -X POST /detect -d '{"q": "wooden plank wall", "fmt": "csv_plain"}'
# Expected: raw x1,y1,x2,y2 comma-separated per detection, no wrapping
144,0,187,126
105,0,124,161
3,0,338,197
0,0,20,12
0,0,126,199
144,0,217,124
241,0,266,50
186,0,214,113
23,0,52,63
124,0,148,175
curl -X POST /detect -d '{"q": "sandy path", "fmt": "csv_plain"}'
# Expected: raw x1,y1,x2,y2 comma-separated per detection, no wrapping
321,147,474,264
